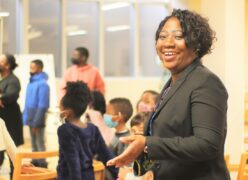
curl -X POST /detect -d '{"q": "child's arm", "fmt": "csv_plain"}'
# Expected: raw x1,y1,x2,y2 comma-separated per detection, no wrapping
58,126,81,180
94,127,119,179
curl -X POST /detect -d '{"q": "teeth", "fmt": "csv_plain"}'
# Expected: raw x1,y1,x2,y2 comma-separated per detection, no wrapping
164,52,176,56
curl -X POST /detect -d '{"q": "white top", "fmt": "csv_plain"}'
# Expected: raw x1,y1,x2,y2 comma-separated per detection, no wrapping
0,118,17,163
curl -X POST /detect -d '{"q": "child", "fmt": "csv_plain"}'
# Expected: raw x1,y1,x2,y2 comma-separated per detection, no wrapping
137,90,159,113
57,81,118,180
86,91,114,145
104,98,133,180
130,112,150,135
119,113,154,180
104,98,133,156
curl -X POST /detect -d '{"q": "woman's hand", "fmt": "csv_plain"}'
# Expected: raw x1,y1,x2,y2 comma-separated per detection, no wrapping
107,135,146,167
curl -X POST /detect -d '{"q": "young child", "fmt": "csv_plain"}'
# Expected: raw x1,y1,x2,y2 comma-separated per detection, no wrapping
137,90,159,113
86,91,114,145
104,98,133,156
119,113,154,180
57,81,118,180
130,112,150,135
104,98,133,180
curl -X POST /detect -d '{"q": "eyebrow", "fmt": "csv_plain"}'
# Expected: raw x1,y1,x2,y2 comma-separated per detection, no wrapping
160,30,183,33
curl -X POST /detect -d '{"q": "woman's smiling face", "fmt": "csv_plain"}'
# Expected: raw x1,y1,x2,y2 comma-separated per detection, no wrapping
156,17,197,75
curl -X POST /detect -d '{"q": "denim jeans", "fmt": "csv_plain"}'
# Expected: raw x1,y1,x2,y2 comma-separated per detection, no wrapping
29,127,47,167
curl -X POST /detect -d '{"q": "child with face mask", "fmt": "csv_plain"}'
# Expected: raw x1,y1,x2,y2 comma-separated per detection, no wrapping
137,90,159,113
57,81,118,180
104,98,133,180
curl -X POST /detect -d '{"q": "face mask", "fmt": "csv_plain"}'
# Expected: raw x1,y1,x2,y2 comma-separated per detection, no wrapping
71,58,80,65
103,114,118,128
138,102,155,113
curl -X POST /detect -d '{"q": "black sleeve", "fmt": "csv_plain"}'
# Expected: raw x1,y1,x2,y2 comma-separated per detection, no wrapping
1,77,20,104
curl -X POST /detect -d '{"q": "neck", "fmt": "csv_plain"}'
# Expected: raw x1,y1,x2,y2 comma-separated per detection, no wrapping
69,118,87,128
78,62,87,67
115,123,128,133
1,71,10,78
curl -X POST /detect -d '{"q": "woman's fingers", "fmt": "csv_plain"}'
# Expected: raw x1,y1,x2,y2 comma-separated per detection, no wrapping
107,135,146,167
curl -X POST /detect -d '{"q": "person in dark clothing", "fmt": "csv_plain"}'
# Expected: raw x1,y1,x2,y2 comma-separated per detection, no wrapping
107,9,230,180
57,81,118,180
23,59,50,168
0,54,24,179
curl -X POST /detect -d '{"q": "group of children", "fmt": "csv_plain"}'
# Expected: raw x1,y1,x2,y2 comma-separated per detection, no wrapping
0,80,159,180
58,81,159,180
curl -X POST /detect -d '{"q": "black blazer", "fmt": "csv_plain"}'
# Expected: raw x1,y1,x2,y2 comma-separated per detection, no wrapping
145,59,230,180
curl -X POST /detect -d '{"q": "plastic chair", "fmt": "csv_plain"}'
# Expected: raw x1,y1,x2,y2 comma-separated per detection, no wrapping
93,160,105,180
237,152,248,180
12,151,58,180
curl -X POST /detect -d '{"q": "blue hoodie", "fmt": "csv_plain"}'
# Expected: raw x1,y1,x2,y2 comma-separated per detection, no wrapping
23,72,50,127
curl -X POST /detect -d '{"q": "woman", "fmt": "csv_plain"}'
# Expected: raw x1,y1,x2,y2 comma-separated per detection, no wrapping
107,9,230,180
0,54,24,179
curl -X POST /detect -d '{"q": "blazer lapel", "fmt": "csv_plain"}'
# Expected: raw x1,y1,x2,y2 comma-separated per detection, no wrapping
152,58,201,119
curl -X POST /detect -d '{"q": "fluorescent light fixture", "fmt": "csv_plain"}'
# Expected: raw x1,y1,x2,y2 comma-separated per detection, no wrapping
68,30,87,36
101,2,130,11
0,12,10,17
106,25,130,32
28,30,43,40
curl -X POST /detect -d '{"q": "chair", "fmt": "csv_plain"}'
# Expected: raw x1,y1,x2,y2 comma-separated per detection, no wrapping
93,160,105,180
224,154,230,167
237,152,248,180
12,151,58,180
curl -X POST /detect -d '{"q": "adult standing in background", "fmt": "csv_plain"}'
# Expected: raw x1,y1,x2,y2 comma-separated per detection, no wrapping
23,59,50,168
107,9,230,180
0,54,24,179
60,47,105,100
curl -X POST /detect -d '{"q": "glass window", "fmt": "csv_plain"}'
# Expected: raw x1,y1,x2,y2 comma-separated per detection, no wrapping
0,0,10,53
29,0,61,76
103,2,133,76
67,1,99,68
138,4,168,76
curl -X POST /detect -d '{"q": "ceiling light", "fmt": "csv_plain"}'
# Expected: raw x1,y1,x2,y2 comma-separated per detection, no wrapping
101,2,130,11
106,25,130,32
0,12,10,17
67,30,87,36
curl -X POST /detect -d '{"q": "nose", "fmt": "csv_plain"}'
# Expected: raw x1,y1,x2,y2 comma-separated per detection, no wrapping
163,35,175,48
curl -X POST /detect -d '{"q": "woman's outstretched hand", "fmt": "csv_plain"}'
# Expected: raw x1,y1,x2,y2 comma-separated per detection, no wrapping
107,135,146,167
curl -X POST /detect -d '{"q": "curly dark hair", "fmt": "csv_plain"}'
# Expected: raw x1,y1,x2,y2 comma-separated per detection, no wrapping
155,9,216,58
61,81,92,118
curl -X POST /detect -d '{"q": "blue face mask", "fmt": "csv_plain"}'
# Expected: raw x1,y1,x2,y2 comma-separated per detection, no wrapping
104,114,118,128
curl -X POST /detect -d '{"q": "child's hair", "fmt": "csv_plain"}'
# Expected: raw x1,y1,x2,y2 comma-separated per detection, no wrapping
142,90,159,104
61,81,92,118
130,112,150,127
90,91,106,115
109,98,133,123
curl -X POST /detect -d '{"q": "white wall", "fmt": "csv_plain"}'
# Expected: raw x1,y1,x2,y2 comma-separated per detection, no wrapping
200,0,246,169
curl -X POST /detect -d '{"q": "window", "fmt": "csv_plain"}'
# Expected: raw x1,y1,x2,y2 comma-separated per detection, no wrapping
67,1,99,68
103,2,133,76
138,4,168,76
29,0,61,76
